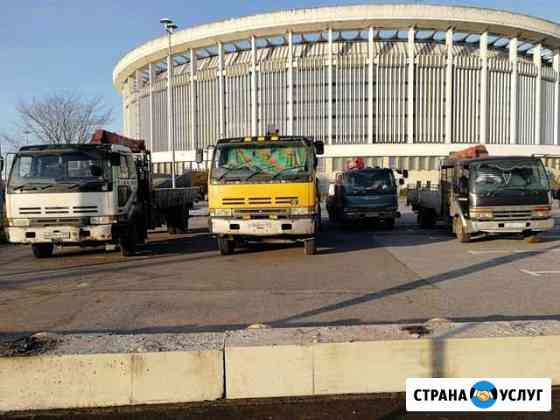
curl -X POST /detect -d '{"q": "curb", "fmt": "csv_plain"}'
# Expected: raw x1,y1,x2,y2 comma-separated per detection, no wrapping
2,321,560,412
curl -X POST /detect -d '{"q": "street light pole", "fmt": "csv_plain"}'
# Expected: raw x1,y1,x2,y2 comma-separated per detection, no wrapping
160,18,178,188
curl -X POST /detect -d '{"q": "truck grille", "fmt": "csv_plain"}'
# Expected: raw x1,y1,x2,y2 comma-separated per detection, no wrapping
222,198,245,206
492,210,533,220
18,206,99,216
248,197,272,205
275,196,299,205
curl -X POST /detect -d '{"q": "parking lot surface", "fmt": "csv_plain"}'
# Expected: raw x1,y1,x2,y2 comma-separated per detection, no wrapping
1,204,560,337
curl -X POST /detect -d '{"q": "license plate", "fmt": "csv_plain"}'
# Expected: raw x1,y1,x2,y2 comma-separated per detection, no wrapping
251,222,272,233
44,232,70,240
505,222,525,229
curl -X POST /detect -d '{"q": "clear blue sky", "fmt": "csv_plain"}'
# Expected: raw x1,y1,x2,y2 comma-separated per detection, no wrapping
0,0,559,146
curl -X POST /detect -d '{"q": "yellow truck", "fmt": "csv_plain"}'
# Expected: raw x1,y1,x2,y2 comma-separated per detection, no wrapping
208,135,324,255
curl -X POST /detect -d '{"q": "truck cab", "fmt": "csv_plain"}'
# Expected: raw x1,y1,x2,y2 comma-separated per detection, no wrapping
208,135,324,255
442,155,554,241
326,166,406,229
4,143,141,257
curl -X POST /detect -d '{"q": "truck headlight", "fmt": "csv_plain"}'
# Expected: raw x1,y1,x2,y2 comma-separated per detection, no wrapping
290,207,314,216
471,209,493,220
209,208,233,217
8,218,30,227
532,207,551,219
90,216,117,225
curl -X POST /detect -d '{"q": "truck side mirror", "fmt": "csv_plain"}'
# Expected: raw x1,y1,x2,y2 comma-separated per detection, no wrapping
399,178,405,186
196,149,204,164
110,153,121,167
403,169,409,179
314,141,324,156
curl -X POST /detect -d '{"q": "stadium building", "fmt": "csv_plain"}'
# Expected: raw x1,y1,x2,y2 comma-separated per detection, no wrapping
113,4,560,183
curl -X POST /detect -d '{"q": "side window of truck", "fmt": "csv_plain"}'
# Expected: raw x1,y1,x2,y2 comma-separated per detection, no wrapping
127,156,137,180
119,156,129,179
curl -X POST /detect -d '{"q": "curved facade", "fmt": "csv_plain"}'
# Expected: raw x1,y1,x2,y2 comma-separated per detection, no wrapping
114,4,560,179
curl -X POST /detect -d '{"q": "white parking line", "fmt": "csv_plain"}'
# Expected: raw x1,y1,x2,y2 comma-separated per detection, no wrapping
520,269,560,277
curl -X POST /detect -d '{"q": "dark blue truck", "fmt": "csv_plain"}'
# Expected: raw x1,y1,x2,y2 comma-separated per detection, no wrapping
326,167,407,229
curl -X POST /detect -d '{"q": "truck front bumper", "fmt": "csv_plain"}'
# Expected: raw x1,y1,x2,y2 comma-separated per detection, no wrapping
468,218,554,234
342,209,400,220
210,217,316,236
6,224,113,245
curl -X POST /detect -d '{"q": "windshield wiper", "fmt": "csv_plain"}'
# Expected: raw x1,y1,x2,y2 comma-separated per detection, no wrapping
216,165,253,181
272,165,307,179
244,166,265,181
11,183,54,191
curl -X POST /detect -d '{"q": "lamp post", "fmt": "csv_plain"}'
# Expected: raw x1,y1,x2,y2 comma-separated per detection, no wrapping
160,18,178,188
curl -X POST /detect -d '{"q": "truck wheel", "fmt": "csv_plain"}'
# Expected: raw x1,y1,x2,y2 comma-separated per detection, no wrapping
32,244,54,259
418,209,436,229
304,237,317,256
454,217,471,243
384,218,396,230
217,237,234,255
120,225,137,257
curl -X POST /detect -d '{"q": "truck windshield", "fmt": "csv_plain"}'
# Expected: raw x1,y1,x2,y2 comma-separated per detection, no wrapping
344,170,395,195
470,159,549,195
211,141,312,183
7,150,111,193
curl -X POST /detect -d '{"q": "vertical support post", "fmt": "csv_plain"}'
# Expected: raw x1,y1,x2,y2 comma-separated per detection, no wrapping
135,70,141,139
328,28,334,144
148,63,155,152
554,51,560,146
190,49,198,151
368,27,375,144
122,88,128,136
480,32,488,145
218,42,225,139
534,44,543,145
166,45,176,187
251,35,258,136
407,27,415,144
287,31,294,136
445,28,454,144
509,38,518,145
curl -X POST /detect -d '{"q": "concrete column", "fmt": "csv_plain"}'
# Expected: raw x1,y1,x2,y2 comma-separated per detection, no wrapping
407,27,415,144
534,44,543,145
218,42,225,139
480,32,488,145
445,28,454,144
554,52,560,146
122,87,128,136
251,36,258,136
287,32,294,136
148,63,155,151
509,38,518,145
190,49,198,150
368,27,375,144
135,70,141,139
167,54,174,155
328,28,334,144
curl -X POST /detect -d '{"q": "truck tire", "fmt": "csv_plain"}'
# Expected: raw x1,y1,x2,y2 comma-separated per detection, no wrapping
418,209,436,229
217,237,234,255
175,208,189,234
384,218,396,230
32,243,54,259
120,224,137,257
454,217,471,243
304,237,317,256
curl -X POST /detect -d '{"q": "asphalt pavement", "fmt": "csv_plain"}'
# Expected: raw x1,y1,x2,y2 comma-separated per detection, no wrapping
1,203,560,337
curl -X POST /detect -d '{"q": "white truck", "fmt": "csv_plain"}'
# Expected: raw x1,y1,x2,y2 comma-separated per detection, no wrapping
407,146,555,242
3,130,201,257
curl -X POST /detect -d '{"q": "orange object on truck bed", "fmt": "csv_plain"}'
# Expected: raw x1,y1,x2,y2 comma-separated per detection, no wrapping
449,145,488,160
90,129,146,153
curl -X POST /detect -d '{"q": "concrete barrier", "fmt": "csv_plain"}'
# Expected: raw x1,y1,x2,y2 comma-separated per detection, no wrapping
224,321,560,399
0,333,224,412
2,321,560,412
